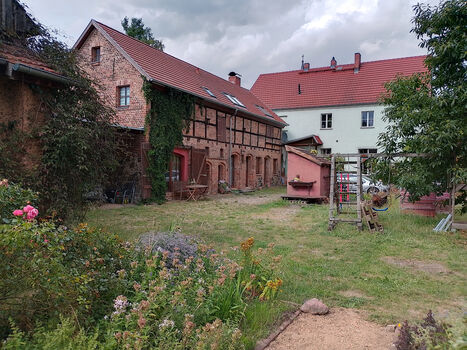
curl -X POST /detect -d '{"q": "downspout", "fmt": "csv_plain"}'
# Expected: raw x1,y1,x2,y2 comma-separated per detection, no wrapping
229,108,238,187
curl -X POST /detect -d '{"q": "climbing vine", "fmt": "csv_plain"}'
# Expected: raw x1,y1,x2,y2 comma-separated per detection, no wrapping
142,79,194,202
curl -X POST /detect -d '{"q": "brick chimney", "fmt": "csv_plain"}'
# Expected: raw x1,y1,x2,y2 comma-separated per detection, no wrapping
330,57,337,69
354,52,361,73
303,62,310,71
228,71,241,86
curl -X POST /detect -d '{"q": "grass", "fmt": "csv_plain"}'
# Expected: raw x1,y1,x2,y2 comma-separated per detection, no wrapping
86,187,466,348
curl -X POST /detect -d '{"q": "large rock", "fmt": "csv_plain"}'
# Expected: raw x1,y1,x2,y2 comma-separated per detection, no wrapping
300,298,329,315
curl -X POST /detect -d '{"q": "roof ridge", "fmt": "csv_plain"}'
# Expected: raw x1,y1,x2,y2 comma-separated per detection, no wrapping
254,54,427,78
95,20,253,94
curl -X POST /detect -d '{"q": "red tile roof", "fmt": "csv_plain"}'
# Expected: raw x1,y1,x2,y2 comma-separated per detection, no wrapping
74,20,285,126
0,43,58,74
251,55,427,110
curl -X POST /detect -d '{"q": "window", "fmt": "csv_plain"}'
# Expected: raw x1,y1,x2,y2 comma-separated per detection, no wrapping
202,86,216,98
320,148,332,155
217,115,226,142
266,125,274,138
255,105,272,117
118,86,130,107
321,113,332,129
91,47,101,63
358,148,377,154
223,93,246,108
361,111,374,127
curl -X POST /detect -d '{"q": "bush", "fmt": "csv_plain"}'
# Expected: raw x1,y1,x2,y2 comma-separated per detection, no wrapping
0,220,132,338
395,310,467,350
1,234,283,349
0,180,37,223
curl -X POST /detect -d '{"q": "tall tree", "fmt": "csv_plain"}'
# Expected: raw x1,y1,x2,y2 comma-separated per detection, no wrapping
121,17,164,51
377,0,466,207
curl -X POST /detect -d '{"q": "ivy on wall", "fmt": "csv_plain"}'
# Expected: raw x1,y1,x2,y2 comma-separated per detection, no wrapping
142,79,194,202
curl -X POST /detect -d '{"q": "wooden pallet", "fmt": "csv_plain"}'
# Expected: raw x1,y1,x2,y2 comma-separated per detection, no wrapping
361,202,384,233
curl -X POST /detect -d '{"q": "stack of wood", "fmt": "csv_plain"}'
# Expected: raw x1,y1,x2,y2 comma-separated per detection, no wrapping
361,201,384,233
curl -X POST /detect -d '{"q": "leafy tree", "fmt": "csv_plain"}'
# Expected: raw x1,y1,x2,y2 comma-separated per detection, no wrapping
121,17,164,51
377,0,466,206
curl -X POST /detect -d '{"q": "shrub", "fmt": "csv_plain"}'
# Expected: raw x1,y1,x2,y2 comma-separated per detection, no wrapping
395,310,466,350
0,180,38,223
0,220,132,338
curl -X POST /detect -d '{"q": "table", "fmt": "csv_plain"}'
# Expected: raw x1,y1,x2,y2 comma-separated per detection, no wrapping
186,184,208,201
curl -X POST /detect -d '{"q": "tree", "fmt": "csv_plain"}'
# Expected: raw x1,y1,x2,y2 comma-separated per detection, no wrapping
377,0,466,207
121,17,164,51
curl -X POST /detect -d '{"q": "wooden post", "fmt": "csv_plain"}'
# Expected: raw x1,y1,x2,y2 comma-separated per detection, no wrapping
328,155,336,231
356,156,362,231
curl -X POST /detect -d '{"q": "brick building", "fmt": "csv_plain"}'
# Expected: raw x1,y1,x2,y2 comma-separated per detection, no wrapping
74,20,286,199
0,0,70,172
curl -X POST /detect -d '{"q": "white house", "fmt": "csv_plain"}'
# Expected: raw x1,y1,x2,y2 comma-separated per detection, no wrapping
251,53,427,155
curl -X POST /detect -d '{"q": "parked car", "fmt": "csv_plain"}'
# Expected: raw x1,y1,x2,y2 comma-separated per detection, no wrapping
337,173,388,194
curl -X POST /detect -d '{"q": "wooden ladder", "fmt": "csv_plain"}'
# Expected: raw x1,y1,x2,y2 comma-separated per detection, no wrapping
360,201,384,233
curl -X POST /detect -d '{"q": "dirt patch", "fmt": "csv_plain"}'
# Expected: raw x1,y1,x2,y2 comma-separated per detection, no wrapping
216,192,283,205
252,206,301,223
381,256,450,274
266,308,395,350
339,290,373,299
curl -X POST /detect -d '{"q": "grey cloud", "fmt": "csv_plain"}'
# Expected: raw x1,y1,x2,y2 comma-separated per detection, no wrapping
24,0,437,88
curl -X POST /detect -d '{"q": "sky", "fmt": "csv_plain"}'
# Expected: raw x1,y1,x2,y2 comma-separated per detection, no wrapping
23,0,438,88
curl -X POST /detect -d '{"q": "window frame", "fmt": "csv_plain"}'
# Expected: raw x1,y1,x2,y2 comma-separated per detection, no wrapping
321,113,332,129
320,148,332,155
91,46,101,63
223,93,246,108
118,86,130,107
361,111,374,128
202,86,216,98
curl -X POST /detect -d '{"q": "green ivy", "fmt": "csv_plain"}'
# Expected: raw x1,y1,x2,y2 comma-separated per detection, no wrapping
142,79,194,202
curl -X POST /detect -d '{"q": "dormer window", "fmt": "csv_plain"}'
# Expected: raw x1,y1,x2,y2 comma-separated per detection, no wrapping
91,46,101,63
255,105,272,117
202,87,216,98
223,93,245,108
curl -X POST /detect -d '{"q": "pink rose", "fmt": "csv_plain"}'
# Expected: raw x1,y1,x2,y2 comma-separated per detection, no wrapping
13,209,24,216
26,208,39,220
23,205,34,213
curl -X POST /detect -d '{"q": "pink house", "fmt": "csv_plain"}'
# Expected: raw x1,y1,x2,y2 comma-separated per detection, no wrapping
284,146,330,202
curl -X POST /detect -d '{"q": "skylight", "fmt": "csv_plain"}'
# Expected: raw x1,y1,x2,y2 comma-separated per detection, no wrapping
202,87,216,98
255,105,272,117
223,93,246,108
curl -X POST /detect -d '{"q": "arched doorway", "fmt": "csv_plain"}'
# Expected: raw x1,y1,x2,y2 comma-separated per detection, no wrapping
245,155,253,187
230,153,240,188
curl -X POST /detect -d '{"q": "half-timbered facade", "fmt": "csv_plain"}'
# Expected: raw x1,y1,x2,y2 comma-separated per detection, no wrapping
74,20,285,199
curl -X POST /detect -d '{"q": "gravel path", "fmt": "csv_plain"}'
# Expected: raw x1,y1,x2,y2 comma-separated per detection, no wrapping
266,308,395,350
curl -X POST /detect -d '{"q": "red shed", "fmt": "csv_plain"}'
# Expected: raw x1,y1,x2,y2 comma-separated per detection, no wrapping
284,145,330,202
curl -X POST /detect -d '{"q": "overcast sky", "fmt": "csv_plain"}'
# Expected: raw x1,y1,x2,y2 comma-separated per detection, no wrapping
23,0,438,88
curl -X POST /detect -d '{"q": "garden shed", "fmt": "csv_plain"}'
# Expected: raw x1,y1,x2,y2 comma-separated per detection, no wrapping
284,145,330,202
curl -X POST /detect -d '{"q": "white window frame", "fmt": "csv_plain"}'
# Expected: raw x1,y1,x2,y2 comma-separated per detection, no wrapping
361,111,374,128
321,113,332,129
119,86,130,107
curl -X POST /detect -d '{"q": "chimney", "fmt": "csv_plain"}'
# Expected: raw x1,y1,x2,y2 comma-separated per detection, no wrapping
330,56,337,69
354,52,361,73
303,62,310,71
228,71,241,86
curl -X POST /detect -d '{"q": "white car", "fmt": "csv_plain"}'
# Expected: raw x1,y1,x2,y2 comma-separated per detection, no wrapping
337,173,389,194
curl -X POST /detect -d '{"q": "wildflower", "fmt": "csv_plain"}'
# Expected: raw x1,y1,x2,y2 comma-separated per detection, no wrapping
130,261,138,269
133,283,141,291
13,209,23,216
196,287,206,302
114,332,122,340
113,295,129,316
137,316,146,329
232,328,242,342
139,299,150,311
0,179,8,187
241,237,254,251
117,269,126,278
159,319,175,330
250,274,256,280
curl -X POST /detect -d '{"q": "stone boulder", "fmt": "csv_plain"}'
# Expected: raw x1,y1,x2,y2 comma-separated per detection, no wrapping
300,298,329,315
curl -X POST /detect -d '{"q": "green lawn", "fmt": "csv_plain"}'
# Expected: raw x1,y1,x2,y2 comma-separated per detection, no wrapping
86,187,466,346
